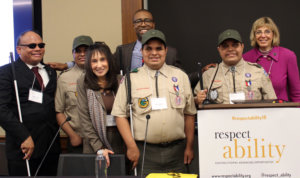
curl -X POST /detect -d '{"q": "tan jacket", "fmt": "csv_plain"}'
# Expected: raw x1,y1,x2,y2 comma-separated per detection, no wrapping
76,74,123,153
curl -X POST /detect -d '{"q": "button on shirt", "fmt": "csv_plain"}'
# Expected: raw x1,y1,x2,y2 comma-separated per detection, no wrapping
130,40,143,70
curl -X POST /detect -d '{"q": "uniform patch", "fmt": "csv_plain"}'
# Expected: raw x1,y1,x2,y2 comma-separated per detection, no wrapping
172,77,178,82
138,97,149,108
245,73,251,78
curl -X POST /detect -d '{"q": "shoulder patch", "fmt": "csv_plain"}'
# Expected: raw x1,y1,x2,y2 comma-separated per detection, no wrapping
57,67,72,78
130,68,139,73
246,61,262,68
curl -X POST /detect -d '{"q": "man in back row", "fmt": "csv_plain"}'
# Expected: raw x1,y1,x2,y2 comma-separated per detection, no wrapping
194,29,277,105
47,9,198,87
55,35,93,153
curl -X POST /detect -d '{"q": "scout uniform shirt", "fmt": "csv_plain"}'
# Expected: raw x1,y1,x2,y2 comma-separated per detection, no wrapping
111,63,196,144
55,64,84,137
194,59,277,104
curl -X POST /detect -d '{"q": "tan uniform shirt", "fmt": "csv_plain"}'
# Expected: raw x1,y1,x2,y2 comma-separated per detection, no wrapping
112,64,197,144
194,59,277,104
55,65,84,136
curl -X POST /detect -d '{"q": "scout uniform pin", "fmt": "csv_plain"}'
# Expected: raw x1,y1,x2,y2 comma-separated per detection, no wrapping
173,84,181,105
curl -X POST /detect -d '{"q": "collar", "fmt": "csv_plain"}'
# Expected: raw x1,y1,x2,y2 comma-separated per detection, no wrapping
134,40,142,50
221,58,244,75
73,64,84,72
142,63,168,78
26,63,44,70
255,47,279,62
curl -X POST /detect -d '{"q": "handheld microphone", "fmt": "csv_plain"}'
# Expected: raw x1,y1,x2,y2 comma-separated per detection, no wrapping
118,46,124,76
141,114,151,178
203,64,219,105
34,117,71,177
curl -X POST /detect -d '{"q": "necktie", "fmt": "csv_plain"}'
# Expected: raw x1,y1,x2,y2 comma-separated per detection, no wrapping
31,67,44,90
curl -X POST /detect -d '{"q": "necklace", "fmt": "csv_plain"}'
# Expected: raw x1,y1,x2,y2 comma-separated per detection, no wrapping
268,60,274,76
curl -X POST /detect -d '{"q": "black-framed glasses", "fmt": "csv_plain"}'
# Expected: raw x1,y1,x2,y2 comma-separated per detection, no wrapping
133,18,153,25
19,43,45,49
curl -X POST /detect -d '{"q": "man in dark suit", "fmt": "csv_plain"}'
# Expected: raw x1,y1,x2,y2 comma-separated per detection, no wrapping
114,9,181,74
114,9,198,87
0,30,60,176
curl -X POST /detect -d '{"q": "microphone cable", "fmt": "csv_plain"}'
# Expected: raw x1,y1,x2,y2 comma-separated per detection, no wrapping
34,117,71,177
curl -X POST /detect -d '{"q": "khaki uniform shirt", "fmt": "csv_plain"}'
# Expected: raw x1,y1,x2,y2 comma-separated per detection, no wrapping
194,59,277,104
55,65,84,136
112,64,197,144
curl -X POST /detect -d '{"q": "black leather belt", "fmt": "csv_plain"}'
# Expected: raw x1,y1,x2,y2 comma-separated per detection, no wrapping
106,126,118,132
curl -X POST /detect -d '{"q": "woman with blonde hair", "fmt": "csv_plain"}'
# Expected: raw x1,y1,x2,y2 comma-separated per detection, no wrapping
243,17,300,102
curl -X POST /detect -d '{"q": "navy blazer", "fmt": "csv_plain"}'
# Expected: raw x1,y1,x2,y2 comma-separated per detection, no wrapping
0,58,60,160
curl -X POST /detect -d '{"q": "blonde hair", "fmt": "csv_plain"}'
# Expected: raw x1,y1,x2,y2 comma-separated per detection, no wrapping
250,17,280,47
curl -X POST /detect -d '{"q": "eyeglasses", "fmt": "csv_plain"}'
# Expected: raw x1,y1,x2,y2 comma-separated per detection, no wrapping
133,18,153,25
255,29,272,36
19,43,46,49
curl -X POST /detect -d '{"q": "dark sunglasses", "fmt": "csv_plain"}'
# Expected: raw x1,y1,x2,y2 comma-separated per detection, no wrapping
19,43,46,49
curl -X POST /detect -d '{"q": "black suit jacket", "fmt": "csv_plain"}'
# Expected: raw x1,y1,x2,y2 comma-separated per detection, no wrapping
0,58,60,160
114,41,199,88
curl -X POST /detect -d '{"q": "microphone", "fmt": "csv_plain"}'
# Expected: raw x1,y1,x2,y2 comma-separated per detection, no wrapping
202,64,219,105
34,117,71,177
118,46,124,76
141,114,151,178
230,66,236,93
197,62,204,90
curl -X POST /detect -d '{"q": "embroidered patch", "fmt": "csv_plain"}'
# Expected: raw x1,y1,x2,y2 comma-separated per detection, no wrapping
138,97,149,108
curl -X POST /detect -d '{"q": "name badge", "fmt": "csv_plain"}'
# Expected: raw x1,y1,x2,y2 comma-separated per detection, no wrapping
28,89,43,104
151,97,168,110
106,115,116,127
229,91,245,104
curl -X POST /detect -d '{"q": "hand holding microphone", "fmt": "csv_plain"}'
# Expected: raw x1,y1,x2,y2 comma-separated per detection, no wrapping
196,89,208,106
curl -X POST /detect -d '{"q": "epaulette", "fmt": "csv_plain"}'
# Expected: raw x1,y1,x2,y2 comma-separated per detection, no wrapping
246,61,262,68
130,68,139,73
57,68,72,78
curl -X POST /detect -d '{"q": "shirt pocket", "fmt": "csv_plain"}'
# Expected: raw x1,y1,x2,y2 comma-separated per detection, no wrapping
66,86,77,106
169,88,186,109
209,82,224,103
132,90,152,115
